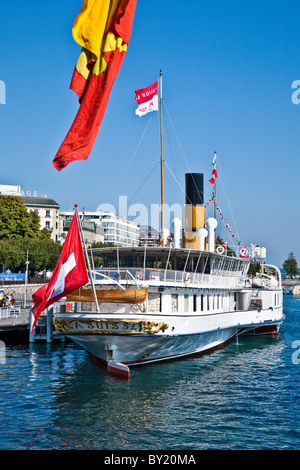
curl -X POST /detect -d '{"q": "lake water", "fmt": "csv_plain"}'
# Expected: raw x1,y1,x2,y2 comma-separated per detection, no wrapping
0,295,299,451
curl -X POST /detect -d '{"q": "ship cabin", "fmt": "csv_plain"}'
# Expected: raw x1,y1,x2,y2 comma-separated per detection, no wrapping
82,247,255,315
91,246,250,284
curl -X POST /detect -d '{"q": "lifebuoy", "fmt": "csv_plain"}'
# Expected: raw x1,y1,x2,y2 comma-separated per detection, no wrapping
240,247,249,258
216,245,225,254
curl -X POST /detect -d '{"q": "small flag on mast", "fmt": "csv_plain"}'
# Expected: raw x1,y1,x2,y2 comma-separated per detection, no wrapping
135,80,158,117
209,152,218,184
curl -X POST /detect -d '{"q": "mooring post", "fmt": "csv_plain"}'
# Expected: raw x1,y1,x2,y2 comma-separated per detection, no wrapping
29,309,35,343
47,308,53,343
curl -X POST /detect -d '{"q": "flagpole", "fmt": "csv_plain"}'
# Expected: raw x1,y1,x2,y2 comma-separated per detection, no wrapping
214,151,217,251
214,151,217,220
75,204,100,313
159,70,164,247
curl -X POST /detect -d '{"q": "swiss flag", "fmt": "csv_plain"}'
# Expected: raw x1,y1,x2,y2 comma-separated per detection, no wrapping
31,212,89,332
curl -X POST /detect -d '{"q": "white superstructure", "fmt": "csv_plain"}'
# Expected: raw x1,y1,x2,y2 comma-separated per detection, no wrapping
54,245,284,376
53,172,284,378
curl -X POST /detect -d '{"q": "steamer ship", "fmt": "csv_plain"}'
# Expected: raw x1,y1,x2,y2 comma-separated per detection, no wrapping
53,73,284,378
53,172,284,378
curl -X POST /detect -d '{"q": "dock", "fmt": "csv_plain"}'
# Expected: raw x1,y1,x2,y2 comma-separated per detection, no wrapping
0,282,66,342
0,306,64,343
0,308,30,332
282,279,300,295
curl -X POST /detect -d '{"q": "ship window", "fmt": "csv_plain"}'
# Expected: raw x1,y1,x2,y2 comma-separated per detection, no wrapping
171,294,178,312
184,294,189,312
200,294,204,311
193,294,197,312
148,293,161,312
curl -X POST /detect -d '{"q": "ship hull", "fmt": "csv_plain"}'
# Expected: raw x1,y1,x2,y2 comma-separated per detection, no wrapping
54,306,284,367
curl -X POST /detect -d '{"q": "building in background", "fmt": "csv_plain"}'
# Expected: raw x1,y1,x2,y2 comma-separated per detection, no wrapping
61,211,140,247
0,185,140,247
139,225,161,247
61,216,104,247
138,225,174,247
18,196,62,243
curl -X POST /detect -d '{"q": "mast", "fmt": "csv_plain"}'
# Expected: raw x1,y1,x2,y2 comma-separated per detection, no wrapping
213,151,217,219
159,70,165,247
75,204,100,313
213,151,217,251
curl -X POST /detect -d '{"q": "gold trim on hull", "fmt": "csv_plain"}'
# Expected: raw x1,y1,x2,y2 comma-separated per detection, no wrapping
54,318,168,335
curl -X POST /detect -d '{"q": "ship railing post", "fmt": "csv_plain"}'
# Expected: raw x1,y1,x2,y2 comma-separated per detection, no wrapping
182,250,190,282
164,245,172,281
143,245,146,281
194,252,202,283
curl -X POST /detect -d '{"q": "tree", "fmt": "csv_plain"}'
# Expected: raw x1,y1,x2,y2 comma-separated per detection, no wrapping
0,196,60,274
283,252,299,277
0,195,50,240
0,240,25,271
216,236,235,256
10,238,62,275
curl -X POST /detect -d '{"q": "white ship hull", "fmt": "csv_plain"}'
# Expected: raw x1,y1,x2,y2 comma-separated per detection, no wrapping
54,303,284,367
53,244,285,377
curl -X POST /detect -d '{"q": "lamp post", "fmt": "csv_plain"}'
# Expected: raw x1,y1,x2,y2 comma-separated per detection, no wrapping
24,250,29,308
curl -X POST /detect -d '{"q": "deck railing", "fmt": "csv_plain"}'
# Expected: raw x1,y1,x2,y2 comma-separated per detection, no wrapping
0,307,20,321
92,268,244,290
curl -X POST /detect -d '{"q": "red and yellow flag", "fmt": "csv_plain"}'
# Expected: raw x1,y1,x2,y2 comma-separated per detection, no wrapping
53,0,137,171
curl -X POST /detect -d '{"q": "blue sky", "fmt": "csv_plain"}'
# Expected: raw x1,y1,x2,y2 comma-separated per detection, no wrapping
0,0,300,267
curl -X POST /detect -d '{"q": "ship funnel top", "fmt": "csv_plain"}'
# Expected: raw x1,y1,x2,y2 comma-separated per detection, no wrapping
185,173,204,205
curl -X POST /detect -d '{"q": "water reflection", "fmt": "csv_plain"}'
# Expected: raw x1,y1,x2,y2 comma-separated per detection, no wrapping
38,334,291,449
1,302,300,450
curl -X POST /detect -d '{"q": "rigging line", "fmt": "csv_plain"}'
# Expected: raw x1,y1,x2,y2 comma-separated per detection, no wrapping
125,115,153,172
161,101,178,181
217,155,241,240
128,160,160,206
164,161,180,205
164,160,194,206
163,101,203,204
162,112,182,204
